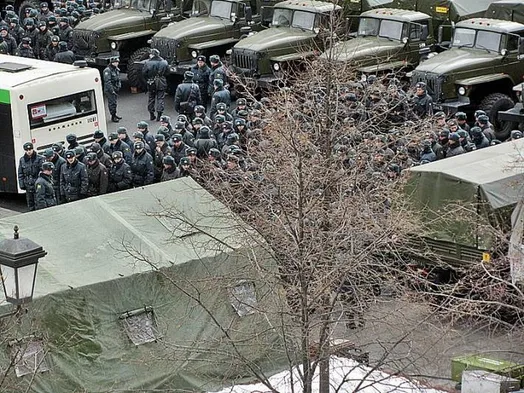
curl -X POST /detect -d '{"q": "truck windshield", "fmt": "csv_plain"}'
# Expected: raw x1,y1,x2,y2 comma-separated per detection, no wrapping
378,20,403,40
210,0,233,18
291,10,316,31
272,8,292,27
452,28,501,52
358,17,379,36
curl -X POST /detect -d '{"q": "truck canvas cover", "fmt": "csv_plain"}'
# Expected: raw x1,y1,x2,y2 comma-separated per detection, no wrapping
405,139,524,249
0,178,290,392
485,0,524,23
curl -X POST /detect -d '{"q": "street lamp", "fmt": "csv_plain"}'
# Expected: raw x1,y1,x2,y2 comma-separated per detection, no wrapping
0,226,46,316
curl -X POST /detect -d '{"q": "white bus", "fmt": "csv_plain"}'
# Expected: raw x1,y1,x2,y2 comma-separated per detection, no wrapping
0,55,106,193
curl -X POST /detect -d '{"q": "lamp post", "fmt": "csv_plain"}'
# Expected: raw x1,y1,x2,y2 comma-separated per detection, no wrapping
0,226,46,317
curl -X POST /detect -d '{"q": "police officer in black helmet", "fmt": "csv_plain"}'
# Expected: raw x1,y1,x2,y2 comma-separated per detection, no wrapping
412,81,433,118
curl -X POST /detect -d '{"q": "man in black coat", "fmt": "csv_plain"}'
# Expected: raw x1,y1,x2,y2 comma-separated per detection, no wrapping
60,149,88,203
142,48,169,121
18,142,45,211
174,71,201,117
35,162,57,210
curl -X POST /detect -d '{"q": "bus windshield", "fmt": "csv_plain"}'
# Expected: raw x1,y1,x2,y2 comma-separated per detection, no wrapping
210,0,232,18
28,90,97,129
452,28,501,52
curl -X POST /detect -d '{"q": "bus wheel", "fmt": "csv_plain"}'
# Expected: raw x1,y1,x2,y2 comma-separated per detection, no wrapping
127,47,150,92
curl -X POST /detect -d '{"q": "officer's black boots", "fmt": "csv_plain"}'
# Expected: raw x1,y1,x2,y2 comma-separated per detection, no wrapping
156,112,162,121
150,112,156,121
111,114,120,122
115,114,122,120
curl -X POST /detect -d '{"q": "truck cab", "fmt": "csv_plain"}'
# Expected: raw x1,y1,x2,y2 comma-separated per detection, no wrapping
72,0,189,70
321,9,435,74
148,0,277,78
229,0,343,89
410,16,524,139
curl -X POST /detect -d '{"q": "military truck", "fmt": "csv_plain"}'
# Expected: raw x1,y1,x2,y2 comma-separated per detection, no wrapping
321,0,494,75
410,0,524,140
125,0,278,89
71,0,193,81
405,138,524,279
228,0,343,90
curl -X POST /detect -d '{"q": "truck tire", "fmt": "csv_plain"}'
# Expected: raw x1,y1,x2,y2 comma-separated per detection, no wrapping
479,93,516,141
127,47,150,92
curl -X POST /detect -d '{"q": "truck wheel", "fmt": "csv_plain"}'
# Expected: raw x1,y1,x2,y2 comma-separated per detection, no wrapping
479,93,516,141
127,47,150,92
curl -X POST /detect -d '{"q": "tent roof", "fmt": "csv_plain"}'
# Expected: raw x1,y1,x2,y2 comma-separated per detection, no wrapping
0,178,250,302
409,139,524,208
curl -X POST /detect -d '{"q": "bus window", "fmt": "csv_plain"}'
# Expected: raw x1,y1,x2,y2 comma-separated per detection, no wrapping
27,90,97,129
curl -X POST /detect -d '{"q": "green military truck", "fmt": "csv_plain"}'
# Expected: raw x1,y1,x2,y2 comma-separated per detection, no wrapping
228,0,343,90
410,0,524,140
321,0,494,75
125,0,278,88
404,138,524,279
72,0,192,79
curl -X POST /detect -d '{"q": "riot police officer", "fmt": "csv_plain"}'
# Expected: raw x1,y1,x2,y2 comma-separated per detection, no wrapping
130,141,154,187
103,56,122,123
108,151,133,193
191,55,211,110
412,82,433,118
18,142,45,211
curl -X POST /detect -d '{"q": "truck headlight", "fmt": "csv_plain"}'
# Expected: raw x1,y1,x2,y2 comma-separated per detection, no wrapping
191,50,198,58
110,41,117,50
458,86,466,96
273,62,280,71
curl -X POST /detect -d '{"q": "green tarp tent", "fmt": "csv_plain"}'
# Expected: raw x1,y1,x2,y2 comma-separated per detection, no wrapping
405,139,524,249
0,178,290,392
485,0,524,23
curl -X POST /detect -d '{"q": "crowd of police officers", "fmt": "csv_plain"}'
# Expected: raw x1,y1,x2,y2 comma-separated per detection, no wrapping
0,0,100,61
18,97,264,210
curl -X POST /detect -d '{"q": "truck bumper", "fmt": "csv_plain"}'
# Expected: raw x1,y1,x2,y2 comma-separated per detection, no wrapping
433,97,471,115
81,52,115,67
498,103,524,123
169,61,194,75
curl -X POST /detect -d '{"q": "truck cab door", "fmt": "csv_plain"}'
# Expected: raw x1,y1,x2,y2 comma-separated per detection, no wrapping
403,21,429,66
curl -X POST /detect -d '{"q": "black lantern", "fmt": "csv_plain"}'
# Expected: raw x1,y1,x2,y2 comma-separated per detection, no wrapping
0,226,46,306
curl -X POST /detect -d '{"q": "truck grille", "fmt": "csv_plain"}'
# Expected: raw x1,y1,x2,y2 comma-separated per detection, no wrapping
412,71,443,103
151,37,177,64
72,29,99,56
231,49,257,71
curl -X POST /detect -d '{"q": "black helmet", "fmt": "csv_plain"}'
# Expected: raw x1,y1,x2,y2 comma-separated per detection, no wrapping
42,161,54,171
415,81,426,90
154,134,165,142
108,132,119,141
51,35,59,43
234,118,246,127
236,98,247,106
209,54,220,63
23,142,34,150
186,147,197,156
172,133,183,142
86,152,97,162
134,141,145,150
112,151,123,159
216,102,227,111
65,149,76,158
177,114,188,123
133,131,144,139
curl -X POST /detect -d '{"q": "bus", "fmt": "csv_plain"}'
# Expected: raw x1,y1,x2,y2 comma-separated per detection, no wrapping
0,55,106,193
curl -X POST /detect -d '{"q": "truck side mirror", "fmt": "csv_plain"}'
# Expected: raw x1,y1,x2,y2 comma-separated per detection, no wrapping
245,5,252,22
421,25,428,41
437,24,452,47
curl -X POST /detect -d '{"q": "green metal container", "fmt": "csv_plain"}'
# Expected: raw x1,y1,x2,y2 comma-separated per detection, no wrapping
451,354,524,383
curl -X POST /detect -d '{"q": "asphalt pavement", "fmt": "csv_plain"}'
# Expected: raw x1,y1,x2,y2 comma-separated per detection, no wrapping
104,73,178,133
